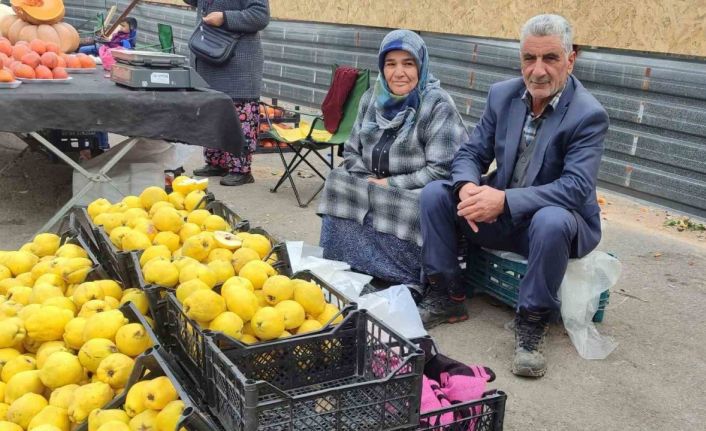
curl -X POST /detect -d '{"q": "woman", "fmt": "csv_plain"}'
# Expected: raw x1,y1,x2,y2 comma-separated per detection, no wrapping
318,30,467,296
185,0,270,186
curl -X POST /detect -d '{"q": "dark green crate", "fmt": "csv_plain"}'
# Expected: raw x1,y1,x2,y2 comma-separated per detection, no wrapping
464,247,609,323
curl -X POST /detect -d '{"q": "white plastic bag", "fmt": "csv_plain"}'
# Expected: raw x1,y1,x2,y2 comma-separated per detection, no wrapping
559,251,621,359
357,285,428,339
285,241,372,299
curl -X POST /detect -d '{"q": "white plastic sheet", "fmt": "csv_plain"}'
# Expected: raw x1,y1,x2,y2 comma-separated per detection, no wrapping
356,285,428,339
286,241,372,299
486,248,620,359
558,251,621,359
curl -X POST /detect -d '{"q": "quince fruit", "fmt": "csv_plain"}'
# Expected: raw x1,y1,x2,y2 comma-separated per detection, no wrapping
250,307,285,341
114,324,152,357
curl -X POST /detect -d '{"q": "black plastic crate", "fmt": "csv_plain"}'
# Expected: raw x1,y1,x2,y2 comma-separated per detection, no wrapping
91,193,218,286
409,337,506,431
207,200,292,276
118,301,161,350
205,309,424,431
93,198,291,286
53,215,112,282
39,129,103,152
134,238,294,345
56,206,103,264
164,270,356,401
73,348,222,431
415,391,506,431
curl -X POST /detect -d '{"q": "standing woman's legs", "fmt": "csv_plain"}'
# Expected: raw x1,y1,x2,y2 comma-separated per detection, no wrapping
219,100,260,186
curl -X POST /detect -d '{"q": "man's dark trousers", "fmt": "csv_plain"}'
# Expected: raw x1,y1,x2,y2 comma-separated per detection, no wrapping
420,180,579,312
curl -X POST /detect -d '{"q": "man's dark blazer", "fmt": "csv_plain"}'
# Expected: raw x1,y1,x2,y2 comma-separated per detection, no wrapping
452,74,609,257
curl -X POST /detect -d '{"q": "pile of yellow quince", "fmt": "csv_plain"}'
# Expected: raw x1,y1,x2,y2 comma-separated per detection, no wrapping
83,374,184,431
178,272,345,344
0,234,158,431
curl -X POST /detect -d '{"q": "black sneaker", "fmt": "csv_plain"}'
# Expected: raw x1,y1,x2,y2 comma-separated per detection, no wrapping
193,164,227,177
512,311,550,377
417,289,468,329
220,172,255,186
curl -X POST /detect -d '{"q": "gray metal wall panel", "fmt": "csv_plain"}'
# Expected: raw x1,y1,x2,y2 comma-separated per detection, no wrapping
63,4,706,217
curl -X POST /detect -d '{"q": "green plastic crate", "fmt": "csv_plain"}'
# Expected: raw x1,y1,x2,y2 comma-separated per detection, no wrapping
464,247,609,323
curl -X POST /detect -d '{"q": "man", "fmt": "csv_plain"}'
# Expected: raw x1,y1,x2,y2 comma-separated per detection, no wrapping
417,14,609,377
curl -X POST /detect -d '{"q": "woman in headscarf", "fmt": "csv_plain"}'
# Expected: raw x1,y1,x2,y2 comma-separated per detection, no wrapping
185,0,270,186
317,29,467,298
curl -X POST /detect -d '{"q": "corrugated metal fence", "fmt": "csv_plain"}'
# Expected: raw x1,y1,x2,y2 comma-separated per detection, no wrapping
64,1,706,217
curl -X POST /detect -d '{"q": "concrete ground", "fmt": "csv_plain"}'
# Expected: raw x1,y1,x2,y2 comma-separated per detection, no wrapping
1,132,705,430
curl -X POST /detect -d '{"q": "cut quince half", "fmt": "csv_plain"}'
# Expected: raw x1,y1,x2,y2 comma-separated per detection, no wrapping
214,231,243,250
172,176,209,195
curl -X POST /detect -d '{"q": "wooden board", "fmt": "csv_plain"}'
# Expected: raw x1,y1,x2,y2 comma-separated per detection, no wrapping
146,0,706,57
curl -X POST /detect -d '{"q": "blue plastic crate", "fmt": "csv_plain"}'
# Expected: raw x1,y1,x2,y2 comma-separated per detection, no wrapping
464,247,609,323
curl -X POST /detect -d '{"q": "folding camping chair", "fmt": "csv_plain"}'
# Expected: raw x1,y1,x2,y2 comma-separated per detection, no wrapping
261,65,370,207
138,23,175,53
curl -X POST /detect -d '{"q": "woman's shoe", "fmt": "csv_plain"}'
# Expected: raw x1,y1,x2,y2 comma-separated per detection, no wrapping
220,173,255,186
193,165,227,177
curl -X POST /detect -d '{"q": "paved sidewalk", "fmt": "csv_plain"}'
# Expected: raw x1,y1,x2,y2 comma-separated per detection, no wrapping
1,135,704,430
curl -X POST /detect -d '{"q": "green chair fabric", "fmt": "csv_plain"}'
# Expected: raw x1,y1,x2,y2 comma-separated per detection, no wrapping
264,65,370,207
136,23,175,53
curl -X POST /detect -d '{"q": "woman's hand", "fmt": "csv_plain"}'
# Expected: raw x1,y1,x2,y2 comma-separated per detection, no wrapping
368,177,388,187
203,11,225,27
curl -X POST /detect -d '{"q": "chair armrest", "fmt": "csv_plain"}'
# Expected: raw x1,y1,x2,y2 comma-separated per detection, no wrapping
304,116,326,140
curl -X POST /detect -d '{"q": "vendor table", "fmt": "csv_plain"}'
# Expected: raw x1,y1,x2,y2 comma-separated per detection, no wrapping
0,70,245,233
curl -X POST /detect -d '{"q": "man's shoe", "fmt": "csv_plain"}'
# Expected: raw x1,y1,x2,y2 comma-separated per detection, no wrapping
220,173,255,186
512,310,550,377
193,165,227,177
417,289,468,329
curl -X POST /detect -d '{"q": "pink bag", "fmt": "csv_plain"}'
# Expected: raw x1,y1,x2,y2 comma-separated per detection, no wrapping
99,45,118,71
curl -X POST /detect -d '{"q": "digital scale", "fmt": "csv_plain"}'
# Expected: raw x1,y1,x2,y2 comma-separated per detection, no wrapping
110,50,209,90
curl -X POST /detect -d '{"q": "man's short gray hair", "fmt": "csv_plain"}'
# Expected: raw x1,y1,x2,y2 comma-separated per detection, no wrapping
520,14,573,54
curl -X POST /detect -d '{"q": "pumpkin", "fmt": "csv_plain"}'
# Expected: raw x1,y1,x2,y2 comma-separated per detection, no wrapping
0,15,78,53
11,0,64,25
0,4,15,20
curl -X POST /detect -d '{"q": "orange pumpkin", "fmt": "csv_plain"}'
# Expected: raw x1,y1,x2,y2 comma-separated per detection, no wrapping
11,0,65,25
1,15,78,53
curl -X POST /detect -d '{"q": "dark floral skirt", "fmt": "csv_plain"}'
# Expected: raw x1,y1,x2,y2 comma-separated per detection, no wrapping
203,99,259,174
320,214,422,286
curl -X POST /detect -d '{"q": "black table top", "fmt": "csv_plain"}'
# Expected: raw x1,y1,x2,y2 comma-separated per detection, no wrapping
0,69,244,154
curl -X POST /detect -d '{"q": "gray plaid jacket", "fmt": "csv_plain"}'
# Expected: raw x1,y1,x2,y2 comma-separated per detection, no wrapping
318,87,467,246
184,0,269,100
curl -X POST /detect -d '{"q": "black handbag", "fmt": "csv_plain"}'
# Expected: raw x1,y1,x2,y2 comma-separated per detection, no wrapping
189,23,241,65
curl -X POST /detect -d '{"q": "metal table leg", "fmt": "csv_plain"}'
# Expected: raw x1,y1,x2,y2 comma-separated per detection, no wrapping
31,133,139,234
